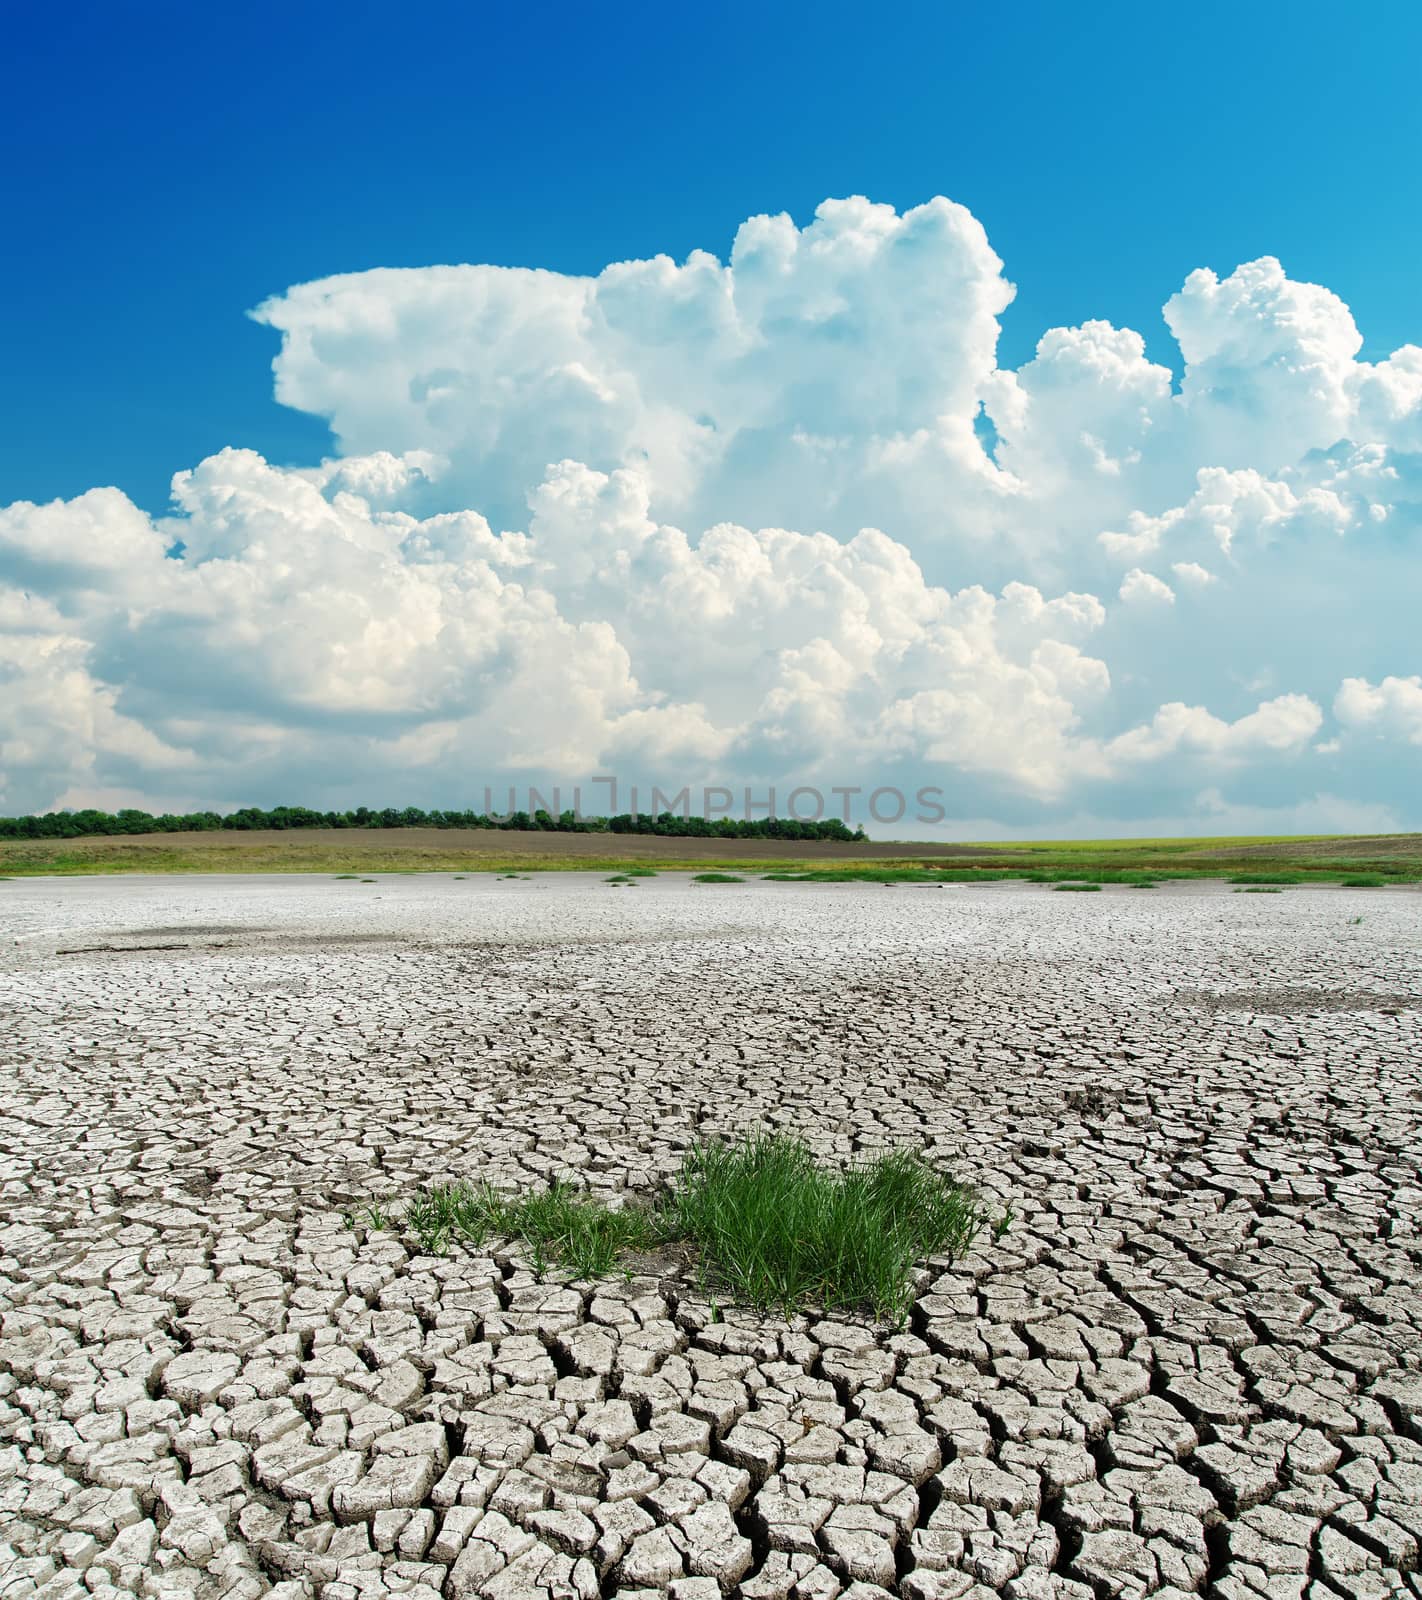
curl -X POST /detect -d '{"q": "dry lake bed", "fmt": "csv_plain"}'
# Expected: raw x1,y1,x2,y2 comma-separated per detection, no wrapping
0,873,1418,1600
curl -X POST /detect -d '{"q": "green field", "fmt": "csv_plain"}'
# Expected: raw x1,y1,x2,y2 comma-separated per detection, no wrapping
1,827,1418,882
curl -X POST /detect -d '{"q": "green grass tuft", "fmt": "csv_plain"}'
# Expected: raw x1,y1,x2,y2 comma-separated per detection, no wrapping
1052,881,1103,892
1340,875,1385,888
404,1180,661,1276
1228,872,1304,884
1235,885,1284,893
665,1135,982,1323
693,872,744,883
397,1134,985,1323
341,1199,396,1231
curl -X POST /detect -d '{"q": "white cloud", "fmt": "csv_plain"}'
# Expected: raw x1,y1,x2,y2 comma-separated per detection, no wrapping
1,195,1419,827
1098,467,1354,565
1119,568,1175,606
1170,561,1216,587
1335,675,1422,746
252,196,1017,545
1106,695,1323,765
1164,258,1363,470
0,589,196,814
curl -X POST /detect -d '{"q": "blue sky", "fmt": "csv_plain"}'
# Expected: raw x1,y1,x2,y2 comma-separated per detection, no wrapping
2,1,1420,832
6,0,1420,513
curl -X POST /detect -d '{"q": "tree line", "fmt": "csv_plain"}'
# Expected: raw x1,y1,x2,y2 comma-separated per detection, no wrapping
0,805,866,843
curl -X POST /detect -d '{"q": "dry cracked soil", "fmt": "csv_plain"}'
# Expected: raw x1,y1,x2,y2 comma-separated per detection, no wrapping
0,873,1418,1600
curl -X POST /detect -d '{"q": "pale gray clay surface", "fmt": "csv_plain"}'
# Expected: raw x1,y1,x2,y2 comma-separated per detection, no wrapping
0,874,1417,1598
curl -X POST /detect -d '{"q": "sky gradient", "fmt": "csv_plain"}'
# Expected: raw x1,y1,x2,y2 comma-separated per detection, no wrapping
2,2,1420,834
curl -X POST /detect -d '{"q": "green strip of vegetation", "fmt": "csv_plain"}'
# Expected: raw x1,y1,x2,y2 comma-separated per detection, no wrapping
1052,881,1102,891
376,1134,985,1324
693,871,744,883
5,826,1419,882
764,865,1174,886
1340,875,1386,887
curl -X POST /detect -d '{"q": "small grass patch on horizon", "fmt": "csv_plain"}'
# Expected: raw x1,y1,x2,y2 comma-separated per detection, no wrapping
1052,881,1102,892
693,872,744,883
1340,875,1386,887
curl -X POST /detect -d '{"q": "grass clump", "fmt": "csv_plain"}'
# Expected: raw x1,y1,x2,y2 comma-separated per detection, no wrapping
342,1199,397,1230
1229,872,1304,885
693,871,744,883
1236,885,1283,893
1052,881,1102,892
406,1180,661,1277
1340,875,1385,888
334,873,360,879
666,1135,982,1323
396,1134,984,1323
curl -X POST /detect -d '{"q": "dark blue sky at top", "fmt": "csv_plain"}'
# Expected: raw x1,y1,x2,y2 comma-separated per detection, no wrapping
4,0,1420,516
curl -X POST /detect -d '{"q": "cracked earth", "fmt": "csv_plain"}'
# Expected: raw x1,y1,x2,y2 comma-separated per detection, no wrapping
0,873,1418,1600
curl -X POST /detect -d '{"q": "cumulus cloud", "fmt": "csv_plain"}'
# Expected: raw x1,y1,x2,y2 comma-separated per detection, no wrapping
1170,562,1215,587
251,196,1017,544
1335,676,1422,746
1106,695,1323,765
1119,569,1175,606
1,196,1419,827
